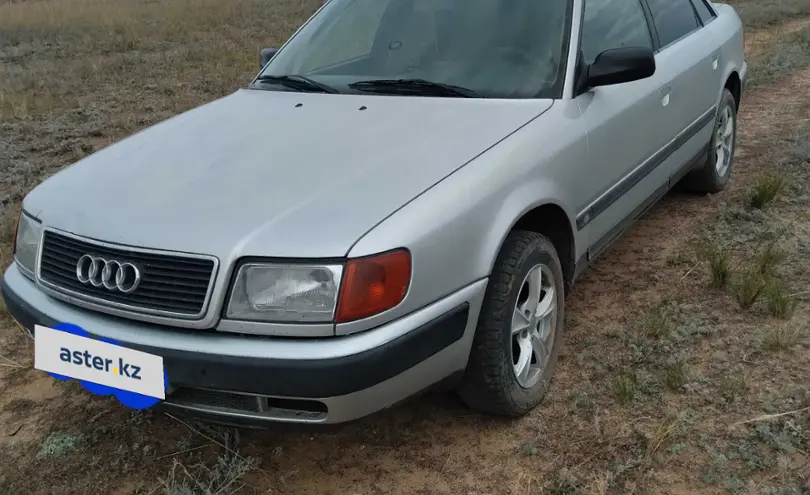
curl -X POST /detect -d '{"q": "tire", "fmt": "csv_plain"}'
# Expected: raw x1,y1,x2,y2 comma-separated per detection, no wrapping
457,230,565,417
682,88,738,194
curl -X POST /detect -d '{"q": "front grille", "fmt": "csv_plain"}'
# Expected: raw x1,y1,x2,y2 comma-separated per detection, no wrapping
38,229,216,317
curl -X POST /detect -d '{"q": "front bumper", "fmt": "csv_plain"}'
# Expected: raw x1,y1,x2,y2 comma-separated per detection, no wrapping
1,263,486,425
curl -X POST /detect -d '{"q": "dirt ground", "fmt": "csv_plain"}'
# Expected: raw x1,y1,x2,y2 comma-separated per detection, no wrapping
1,1,810,494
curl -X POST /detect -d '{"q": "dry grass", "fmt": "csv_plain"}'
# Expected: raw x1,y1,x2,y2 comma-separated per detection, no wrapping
755,239,788,276
749,170,790,209
612,371,638,405
728,0,810,29
746,23,810,87
159,454,259,495
695,239,732,288
764,279,798,319
662,361,689,391
732,266,766,309
761,323,806,351
2,1,810,494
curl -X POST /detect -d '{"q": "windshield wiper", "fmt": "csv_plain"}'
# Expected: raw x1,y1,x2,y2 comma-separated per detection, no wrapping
254,74,339,94
348,78,479,98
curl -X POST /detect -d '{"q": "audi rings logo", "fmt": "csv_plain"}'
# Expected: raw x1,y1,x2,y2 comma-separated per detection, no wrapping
76,255,142,293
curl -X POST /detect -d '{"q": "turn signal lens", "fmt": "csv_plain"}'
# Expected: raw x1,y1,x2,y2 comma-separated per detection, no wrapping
335,249,411,323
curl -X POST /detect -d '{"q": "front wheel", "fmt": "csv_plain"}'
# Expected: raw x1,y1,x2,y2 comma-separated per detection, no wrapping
457,230,565,417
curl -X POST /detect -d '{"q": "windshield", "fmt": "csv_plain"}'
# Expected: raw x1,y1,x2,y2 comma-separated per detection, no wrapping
257,0,572,99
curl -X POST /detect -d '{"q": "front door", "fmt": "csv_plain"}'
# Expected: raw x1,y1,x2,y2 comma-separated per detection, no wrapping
575,0,672,259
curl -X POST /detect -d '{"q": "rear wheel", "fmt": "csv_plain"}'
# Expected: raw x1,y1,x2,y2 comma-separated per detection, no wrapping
683,89,737,194
457,230,564,417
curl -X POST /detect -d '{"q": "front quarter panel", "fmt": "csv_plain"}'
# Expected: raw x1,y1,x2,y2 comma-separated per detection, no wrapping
339,103,588,335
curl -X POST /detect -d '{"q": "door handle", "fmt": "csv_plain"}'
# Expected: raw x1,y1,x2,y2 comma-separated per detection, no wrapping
659,86,671,107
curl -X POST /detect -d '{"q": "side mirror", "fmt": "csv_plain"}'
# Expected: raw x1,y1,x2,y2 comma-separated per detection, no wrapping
259,47,279,69
586,46,655,88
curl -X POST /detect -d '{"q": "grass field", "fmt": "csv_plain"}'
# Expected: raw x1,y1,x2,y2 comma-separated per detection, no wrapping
2,0,810,493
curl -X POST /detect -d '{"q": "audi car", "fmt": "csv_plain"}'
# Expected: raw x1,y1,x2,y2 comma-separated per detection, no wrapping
1,0,746,425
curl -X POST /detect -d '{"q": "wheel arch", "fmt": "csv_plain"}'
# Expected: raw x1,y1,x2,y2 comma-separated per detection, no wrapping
491,201,578,294
724,70,741,110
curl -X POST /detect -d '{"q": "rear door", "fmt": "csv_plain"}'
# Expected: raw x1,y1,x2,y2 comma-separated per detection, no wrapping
690,0,726,104
575,0,672,258
644,0,720,182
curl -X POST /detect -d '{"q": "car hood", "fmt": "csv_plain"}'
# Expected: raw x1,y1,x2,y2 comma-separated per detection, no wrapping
25,89,553,262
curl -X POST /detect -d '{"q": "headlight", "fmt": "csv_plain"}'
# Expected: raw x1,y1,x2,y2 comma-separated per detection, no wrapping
224,249,412,324
13,211,42,278
225,263,344,323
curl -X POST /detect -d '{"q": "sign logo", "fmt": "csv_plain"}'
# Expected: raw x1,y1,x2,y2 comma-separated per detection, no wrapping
58,348,143,380
34,323,167,409
75,254,142,293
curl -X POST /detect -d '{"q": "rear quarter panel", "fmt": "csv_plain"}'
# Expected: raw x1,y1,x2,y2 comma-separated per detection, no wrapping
342,103,589,334
710,3,746,97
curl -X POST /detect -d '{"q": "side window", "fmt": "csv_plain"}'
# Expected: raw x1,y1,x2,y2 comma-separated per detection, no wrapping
690,0,716,25
646,0,701,47
581,0,653,65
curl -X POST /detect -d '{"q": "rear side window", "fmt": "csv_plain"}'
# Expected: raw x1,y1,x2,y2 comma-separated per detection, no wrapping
646,0,700,47
691,0,716,25
581,0,653,65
